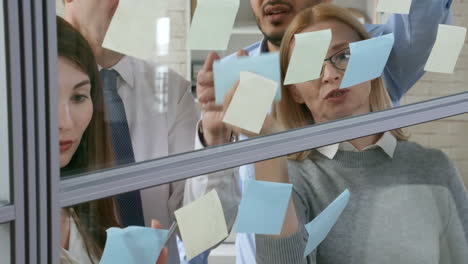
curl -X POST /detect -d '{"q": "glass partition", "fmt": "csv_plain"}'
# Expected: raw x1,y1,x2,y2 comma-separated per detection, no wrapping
54,0,467,180
0,223,11,264
59,114,468,263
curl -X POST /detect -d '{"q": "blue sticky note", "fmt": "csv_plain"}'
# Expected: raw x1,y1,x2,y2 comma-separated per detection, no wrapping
304,189,350,257
100,226,168,264
340,34,394,89
213,52,281,104
234,179,293,235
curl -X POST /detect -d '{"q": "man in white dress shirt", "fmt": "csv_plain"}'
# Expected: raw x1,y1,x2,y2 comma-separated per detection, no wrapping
63,1,199,263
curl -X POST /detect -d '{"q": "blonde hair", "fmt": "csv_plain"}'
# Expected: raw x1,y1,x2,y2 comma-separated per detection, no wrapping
274,3,408,161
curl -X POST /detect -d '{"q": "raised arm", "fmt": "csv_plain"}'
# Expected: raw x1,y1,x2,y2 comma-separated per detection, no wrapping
365,0,453,105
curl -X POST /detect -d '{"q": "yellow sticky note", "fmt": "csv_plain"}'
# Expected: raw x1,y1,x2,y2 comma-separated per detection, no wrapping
188,0,240,50
284,29,332,85
425,25,467,74
102,0,168,60
175,190,228,260
376,0,412,14
223,72,278,134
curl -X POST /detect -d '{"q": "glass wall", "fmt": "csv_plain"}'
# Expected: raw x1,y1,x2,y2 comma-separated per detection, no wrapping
34,0,468,263
180,116,468,263
0,223,11,264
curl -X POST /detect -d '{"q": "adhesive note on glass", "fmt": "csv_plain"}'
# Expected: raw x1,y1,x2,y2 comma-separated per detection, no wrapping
102,0,168,60
214,52,281,104
223,72,278,134
425,25,467,74
376,0,412,14
284,29,332,85
175,190,228,260
188,0,240,50
234,180,292,235
304,189,350,257
340,33,395,89
100,226,168,264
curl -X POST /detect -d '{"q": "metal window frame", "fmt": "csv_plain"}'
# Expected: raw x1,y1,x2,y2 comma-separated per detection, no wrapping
2,0,26,263
0,0,465,263
0,0,60,263
59,92,468,207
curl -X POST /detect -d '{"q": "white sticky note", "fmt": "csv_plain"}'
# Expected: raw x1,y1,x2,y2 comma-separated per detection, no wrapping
376,0,412,14
223,72,278,134
425,25,467,74
284,29,332,85
102,0,168,60
175,190,228,260
188,0,240,50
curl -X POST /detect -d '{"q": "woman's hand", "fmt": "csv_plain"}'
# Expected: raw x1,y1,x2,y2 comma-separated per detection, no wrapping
151,219,168,264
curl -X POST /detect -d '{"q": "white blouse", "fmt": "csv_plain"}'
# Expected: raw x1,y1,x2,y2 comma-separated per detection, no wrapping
60,216,98,264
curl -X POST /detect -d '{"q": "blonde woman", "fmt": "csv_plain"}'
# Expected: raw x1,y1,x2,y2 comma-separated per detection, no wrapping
223,4,468,264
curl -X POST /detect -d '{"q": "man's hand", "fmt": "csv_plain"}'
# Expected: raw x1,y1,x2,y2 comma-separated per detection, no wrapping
198,50,249,146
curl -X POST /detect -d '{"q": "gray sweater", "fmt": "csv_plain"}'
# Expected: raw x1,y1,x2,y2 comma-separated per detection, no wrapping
256,141,468,264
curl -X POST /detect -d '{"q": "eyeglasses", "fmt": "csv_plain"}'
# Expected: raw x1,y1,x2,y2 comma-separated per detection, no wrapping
321,48,351,76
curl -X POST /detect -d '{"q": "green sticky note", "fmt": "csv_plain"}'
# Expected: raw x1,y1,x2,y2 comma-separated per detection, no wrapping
425,25,467,74
223,72,278,134
102,0,168,60
175,190,228,260
188,0,240,50
284,29,332,85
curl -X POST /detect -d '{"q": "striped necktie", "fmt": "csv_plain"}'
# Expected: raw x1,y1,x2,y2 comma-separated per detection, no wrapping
100,69,145,227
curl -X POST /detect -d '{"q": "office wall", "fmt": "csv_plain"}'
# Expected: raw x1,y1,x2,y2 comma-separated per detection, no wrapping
401,0,468,186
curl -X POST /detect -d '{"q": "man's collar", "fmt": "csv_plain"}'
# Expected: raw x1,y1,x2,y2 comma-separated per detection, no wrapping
98,55,135,88
316,131,397,159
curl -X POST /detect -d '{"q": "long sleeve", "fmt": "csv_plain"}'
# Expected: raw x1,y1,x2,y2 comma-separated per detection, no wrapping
182,122,242,231
365,0,453,106
255,189,311,264
439,157,468,263
167,70,200,218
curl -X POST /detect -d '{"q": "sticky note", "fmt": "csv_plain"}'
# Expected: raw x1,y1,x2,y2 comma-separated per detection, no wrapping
223,72,278,134
214,53,281,104
234,180,292,235
284,29,332,85
376,0,412,14
102,0,168,60
304,189,350,257
188,0,240,50
340,33,395,89
425,25,467,74
175,190,228,260
100,226,168,264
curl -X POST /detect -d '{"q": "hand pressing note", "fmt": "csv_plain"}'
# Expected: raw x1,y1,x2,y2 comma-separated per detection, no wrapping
197,50,249,146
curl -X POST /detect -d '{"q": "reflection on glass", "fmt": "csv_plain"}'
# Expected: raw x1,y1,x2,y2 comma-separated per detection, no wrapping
182,116,468,263
0,0,10,206
0,223,11,264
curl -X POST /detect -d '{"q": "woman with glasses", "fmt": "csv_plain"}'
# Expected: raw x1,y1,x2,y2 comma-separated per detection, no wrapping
221,4,468,264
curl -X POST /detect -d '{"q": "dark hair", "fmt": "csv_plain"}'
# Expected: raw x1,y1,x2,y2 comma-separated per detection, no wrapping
57,16,120,262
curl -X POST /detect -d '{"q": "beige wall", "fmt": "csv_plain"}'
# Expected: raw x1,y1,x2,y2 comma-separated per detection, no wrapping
401,0,468,187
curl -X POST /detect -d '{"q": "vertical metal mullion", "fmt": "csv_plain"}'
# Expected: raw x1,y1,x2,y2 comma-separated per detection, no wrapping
18,0,40,262
44,0,60,263
5,0,26,263
31,0,52,263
